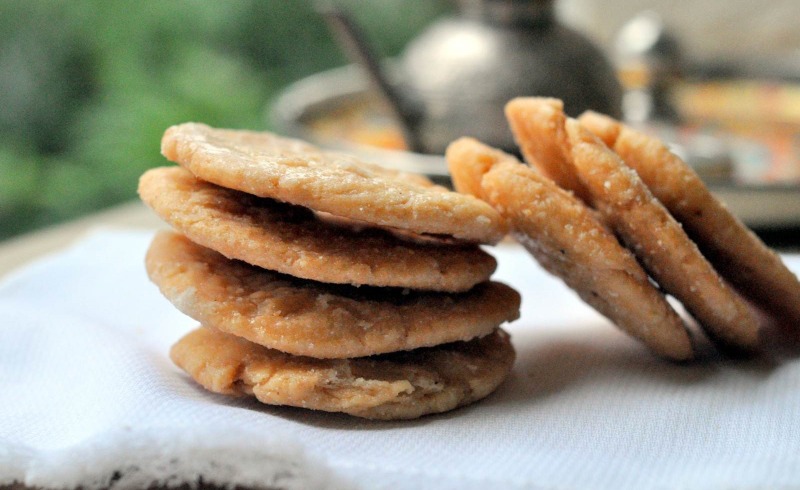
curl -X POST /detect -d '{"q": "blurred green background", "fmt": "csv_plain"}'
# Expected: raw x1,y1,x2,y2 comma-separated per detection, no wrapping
0,0,450,240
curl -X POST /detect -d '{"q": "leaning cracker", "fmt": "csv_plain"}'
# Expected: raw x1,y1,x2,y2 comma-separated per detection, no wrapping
171,326,515,420
579,111,800,327
139,167,496,292
160,123,507,244
505,97,592,203
447,137,693,361
565,120,761,351
147,231,520,359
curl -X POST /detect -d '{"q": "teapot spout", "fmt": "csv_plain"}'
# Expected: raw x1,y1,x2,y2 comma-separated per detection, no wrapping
319,4,424,153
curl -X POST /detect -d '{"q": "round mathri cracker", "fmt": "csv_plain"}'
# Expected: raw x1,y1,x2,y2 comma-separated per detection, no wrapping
170,326,515,420
504,97,761,353
564,120,761,352
138,166,496,292
579,110,800,329
447,137,694,361
160,123,507,244
505,97,593,204
146,231,521,359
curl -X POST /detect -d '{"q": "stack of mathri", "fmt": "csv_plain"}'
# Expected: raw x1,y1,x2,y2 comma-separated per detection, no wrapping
139,123,520,420
447,97,800,361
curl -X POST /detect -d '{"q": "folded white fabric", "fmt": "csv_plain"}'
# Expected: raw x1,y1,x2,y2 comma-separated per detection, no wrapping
1,229,799,490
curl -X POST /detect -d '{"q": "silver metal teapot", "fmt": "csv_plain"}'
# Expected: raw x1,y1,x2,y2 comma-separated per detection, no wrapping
323,0,622,154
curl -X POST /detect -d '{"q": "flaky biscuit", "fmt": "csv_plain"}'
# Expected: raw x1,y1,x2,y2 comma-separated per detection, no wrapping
447,137,693,361
170,326,515,420
505,97,592,203
565,120,762,352
146,231,521,359
160,123,507,244
138,167,496,291
579,111,800,329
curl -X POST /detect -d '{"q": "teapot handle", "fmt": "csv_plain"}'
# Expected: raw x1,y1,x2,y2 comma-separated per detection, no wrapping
319,4,424,152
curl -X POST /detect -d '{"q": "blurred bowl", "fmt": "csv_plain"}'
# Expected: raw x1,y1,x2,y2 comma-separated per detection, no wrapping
270,65,450,184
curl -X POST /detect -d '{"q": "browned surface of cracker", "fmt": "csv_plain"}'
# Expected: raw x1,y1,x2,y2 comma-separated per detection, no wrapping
505,97,592,203
147,231,520,359
138,166,496,292
566,119,761,351
160,123,507,244
171,326,515,420
447,138,693,360
580,111,800,326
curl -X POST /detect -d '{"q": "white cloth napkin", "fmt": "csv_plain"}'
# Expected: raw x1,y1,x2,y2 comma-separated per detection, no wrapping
2,229,799,490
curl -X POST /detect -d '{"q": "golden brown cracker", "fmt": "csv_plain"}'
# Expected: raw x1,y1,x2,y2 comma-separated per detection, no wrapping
138,166,496,292
170,326,515,420
160,123,507,244
447,137,694,360
505,97,592,202
565,119,762,352
579,111,800,328
146,231,521,359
